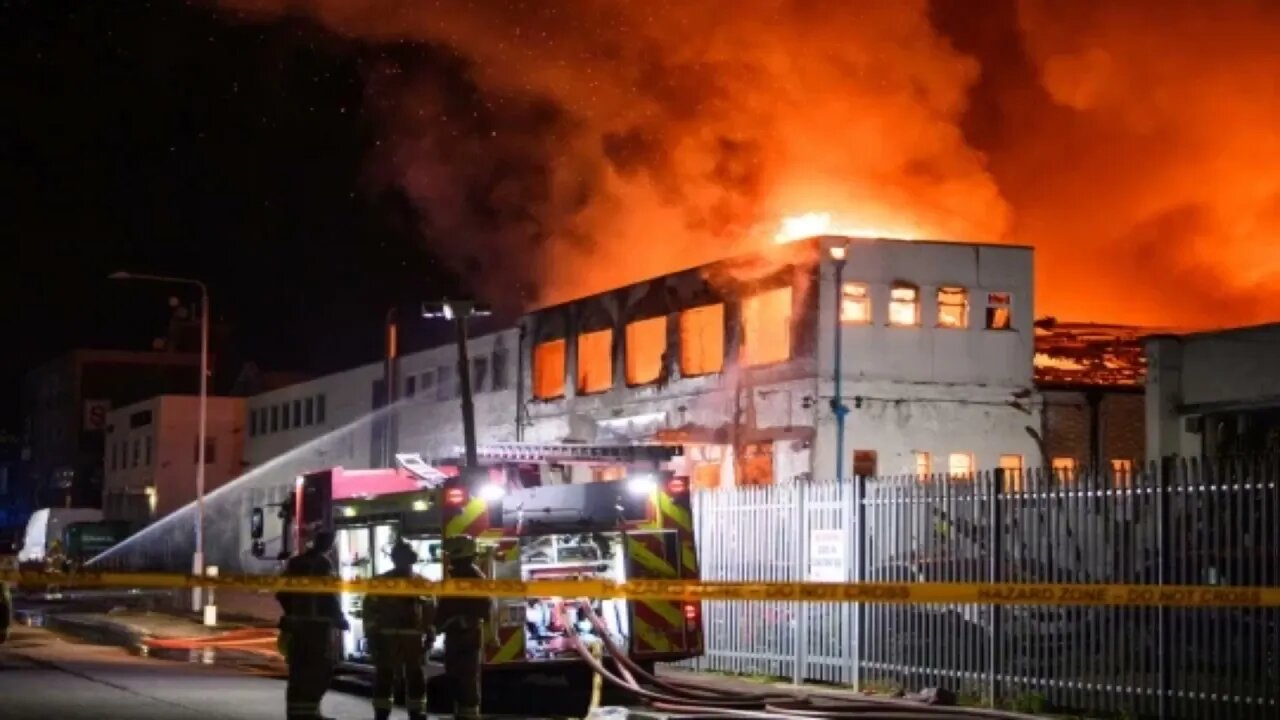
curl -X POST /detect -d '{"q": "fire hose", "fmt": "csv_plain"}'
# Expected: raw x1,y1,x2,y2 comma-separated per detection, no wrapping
567,600,1047,720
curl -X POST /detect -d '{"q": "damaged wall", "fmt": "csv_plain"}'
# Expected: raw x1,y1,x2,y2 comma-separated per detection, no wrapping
520,245,820,486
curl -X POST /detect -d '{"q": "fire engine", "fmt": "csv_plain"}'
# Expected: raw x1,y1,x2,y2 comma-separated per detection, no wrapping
249,442,703,684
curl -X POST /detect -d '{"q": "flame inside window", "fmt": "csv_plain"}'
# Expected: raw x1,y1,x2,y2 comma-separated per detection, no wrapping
625,316,666,386
840,282,870,324
532,339,566,399
888,283,920,327
986,292,1012,330
937,287,968,328
740,287,793,367
576,328,614,394
679,304,725,377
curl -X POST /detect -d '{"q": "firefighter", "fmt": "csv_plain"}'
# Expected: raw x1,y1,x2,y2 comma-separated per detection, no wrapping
435,535,494,720
1,577,12,645
277,529,348,720
364,540,435,720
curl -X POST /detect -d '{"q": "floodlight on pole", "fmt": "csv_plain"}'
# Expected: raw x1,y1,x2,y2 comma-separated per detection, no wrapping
422,299,492,467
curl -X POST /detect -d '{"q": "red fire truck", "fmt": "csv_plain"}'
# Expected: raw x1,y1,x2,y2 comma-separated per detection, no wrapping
249,442,703,690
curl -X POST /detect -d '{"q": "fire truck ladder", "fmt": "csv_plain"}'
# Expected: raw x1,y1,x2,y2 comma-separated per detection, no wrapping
468,442,683,465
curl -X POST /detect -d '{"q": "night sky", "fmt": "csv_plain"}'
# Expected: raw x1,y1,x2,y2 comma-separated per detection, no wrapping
2,1,466,427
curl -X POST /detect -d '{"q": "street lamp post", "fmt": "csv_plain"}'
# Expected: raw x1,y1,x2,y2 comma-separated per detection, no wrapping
828,245,850,483
110,271,209,613
423,300,491,467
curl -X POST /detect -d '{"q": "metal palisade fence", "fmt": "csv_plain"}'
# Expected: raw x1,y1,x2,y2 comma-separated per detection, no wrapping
681,457,1279,720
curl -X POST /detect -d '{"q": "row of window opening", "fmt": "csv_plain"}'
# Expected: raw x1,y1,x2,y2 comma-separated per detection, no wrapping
249,394,327,437
403,349,510,401
842,284,1012,330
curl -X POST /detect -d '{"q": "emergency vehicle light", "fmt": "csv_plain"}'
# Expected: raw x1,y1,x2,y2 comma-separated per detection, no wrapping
666,478,688,495
478,482,506,502
626,475,657,496
444,487,468,507
683,602,699,621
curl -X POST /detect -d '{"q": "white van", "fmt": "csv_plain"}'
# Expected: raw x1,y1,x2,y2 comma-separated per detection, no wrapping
17,508,104,568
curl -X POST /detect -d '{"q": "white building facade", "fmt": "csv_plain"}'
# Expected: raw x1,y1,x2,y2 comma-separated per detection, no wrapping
1145,323,1280,460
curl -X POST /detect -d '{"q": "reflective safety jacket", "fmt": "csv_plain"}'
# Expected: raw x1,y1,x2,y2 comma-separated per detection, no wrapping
435,562,492,632
363,569,435,634
276,550,345,628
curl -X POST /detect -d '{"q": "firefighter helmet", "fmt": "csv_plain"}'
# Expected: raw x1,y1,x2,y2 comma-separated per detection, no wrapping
390,539,419,566
443,535,477,560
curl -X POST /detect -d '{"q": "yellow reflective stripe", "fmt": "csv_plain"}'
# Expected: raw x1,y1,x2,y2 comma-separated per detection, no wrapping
632,615,673,652
640,599,683,628
626,537,676,577
657,492,692,533
681,540,698,575
488,630,522,663
446,498,487,537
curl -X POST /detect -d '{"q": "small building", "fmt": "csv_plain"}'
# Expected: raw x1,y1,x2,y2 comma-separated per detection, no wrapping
101,395,246,526
1146,322,1280,460
518,236,1042,485
20,349,204,510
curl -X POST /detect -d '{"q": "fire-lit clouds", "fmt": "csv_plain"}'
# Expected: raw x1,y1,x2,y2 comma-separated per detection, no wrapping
220,0,1280,327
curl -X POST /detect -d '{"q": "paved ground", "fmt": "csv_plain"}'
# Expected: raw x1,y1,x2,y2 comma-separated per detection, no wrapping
0,624,378,720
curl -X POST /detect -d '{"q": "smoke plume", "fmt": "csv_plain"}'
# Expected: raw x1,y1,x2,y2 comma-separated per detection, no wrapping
221,0,1280,327
994,0,1280,327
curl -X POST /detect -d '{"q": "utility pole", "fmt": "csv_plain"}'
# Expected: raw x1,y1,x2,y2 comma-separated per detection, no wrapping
829,243,850,482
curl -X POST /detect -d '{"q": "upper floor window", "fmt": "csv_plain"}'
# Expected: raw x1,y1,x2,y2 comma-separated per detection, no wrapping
304,397,315,425
986,292,1012,330
532,339,566,400
315,394,327,424
625,316,666,386
576,329,613,394
679,304,724,377
740,286,792,367
404,375,417,398
249,409,258,437
281,403,292,431
888,282,920,327
840,283,870,325
420,370,436,395
937,287,968,329
292,399,303,427
270,406,280,433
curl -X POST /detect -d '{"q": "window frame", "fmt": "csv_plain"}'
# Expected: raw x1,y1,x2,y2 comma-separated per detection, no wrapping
532,338,567,400
840,282,871,325
888,282,921,327
936,286,969,329
985,291,1013,330
575,328,615,395
678,303,725,378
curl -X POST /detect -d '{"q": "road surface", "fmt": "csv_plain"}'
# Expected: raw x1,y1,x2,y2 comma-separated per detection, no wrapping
0,624,377,719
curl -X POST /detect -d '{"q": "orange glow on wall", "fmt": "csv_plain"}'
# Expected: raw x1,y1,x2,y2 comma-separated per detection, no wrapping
625,316,666,385
739,286,792,367
576,328,614,394
679,304,725,377
533,339,566,399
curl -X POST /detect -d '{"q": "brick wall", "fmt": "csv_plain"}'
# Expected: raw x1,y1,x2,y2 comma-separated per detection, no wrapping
1042,389,1145,468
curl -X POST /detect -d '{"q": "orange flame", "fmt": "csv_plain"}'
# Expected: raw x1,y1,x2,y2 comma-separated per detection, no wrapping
773,211,919,245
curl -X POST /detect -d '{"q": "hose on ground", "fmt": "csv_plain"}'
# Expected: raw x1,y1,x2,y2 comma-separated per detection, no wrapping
579,602,793,702
569,598,1051,720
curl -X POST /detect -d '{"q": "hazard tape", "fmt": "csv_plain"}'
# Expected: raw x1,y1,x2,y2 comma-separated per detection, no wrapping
2,570,1278,607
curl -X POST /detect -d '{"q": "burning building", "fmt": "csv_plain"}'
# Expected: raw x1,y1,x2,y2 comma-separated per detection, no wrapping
518,235,1041,484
